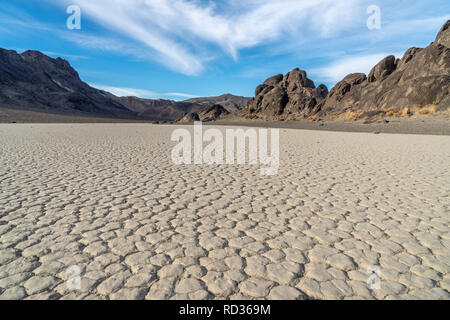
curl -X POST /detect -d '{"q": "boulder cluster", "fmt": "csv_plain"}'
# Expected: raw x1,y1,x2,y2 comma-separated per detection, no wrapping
177,105,230,124
239,68,328,120
240,20,450,120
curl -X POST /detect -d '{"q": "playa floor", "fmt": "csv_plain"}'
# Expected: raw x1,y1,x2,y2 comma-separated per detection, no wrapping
0,124,449,300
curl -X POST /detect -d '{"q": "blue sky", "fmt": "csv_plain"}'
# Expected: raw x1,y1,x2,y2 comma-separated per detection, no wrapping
0,0,449,100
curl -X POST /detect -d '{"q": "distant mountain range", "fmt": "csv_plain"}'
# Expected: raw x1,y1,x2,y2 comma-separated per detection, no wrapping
184,94,250,113
0,49,249,121
1,20,448,123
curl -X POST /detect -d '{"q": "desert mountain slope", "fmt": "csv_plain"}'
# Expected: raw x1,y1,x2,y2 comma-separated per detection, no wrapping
0,49,246,121
239,68,328,120
319,21,450,114
184,94,250,112
0,49,137,119
240,20,450,120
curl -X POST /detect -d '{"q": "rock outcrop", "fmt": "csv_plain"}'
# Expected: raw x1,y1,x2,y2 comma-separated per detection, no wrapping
319,21,450,114
239,68,328,120
0,49,136,119
435,20,450,48
176,104,230,123
184,94,250,112
0,49,246,121
317,20,450,115
240,20,450,120
197,105,230,121
177,112,200,124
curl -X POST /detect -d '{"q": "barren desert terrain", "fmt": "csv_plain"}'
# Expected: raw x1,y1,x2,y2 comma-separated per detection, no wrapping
0,124,449,300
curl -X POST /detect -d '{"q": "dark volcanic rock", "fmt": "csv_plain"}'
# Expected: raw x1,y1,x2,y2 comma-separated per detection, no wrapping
0,49,136,119
240,68,328,120
319,20,450,114
177,112,200,124
397,47,422,69
367,55,397,82
263,74,284,87
240,20,450,120
326,73,367,103
176,104,230,123
435,20,450,48
0,49,242,121
184,94,250,112
198,105,230,122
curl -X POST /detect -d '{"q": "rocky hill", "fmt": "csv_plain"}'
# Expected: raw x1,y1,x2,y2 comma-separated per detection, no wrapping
184,94,250,112
113,96,205,121
177,105,230,123
0,49,245,121
240,20,450,121
0,49,136,119
319,20,449,115
239,68,328,120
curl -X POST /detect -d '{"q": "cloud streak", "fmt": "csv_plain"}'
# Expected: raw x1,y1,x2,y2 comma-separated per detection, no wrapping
90,83,198,100
54,0,365,75
310,52,405,83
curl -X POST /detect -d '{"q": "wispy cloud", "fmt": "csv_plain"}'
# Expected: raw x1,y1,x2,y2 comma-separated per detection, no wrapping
60,34,148,61
90,83,198,100
11,48,89,61
165,92,199,99
90,84,157,98
310,52,404,83
42,51,89,60
53,0,365,75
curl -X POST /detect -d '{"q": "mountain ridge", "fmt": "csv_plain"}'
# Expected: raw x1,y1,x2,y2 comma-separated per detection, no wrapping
239,20,450,121
1,20,449,123
0,49,248,121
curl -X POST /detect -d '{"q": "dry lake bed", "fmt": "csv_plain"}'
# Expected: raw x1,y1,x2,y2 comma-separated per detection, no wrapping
0,124,449,300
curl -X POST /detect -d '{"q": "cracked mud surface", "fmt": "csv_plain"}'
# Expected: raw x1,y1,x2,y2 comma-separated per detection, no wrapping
0,124,449,300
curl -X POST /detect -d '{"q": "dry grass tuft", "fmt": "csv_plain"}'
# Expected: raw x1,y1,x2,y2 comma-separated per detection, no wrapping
416,105,437,115
341,111,358,121
398,107,411,117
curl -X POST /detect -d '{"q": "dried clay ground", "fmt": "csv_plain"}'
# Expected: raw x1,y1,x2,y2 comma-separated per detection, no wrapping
0,124,449,300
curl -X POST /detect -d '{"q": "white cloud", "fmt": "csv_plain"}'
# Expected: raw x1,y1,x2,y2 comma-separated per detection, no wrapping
310,52,404,83
166,92,199,99
91,84,157,98
42,51,89,60
61,34,150,61
90,83,198,100
55,0,365,75
386,14,450,35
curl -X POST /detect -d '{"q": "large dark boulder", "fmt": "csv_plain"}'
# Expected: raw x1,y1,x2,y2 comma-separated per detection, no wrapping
177,112,200,124
175,104,231,123
0,49,246,121
240,68,328,120
327,73,367,103
368,55,397,82
198,104,230,122
319,20,450,114
263,74,284,87
435,20,450,48
240,20,450,120
0,49,137,119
